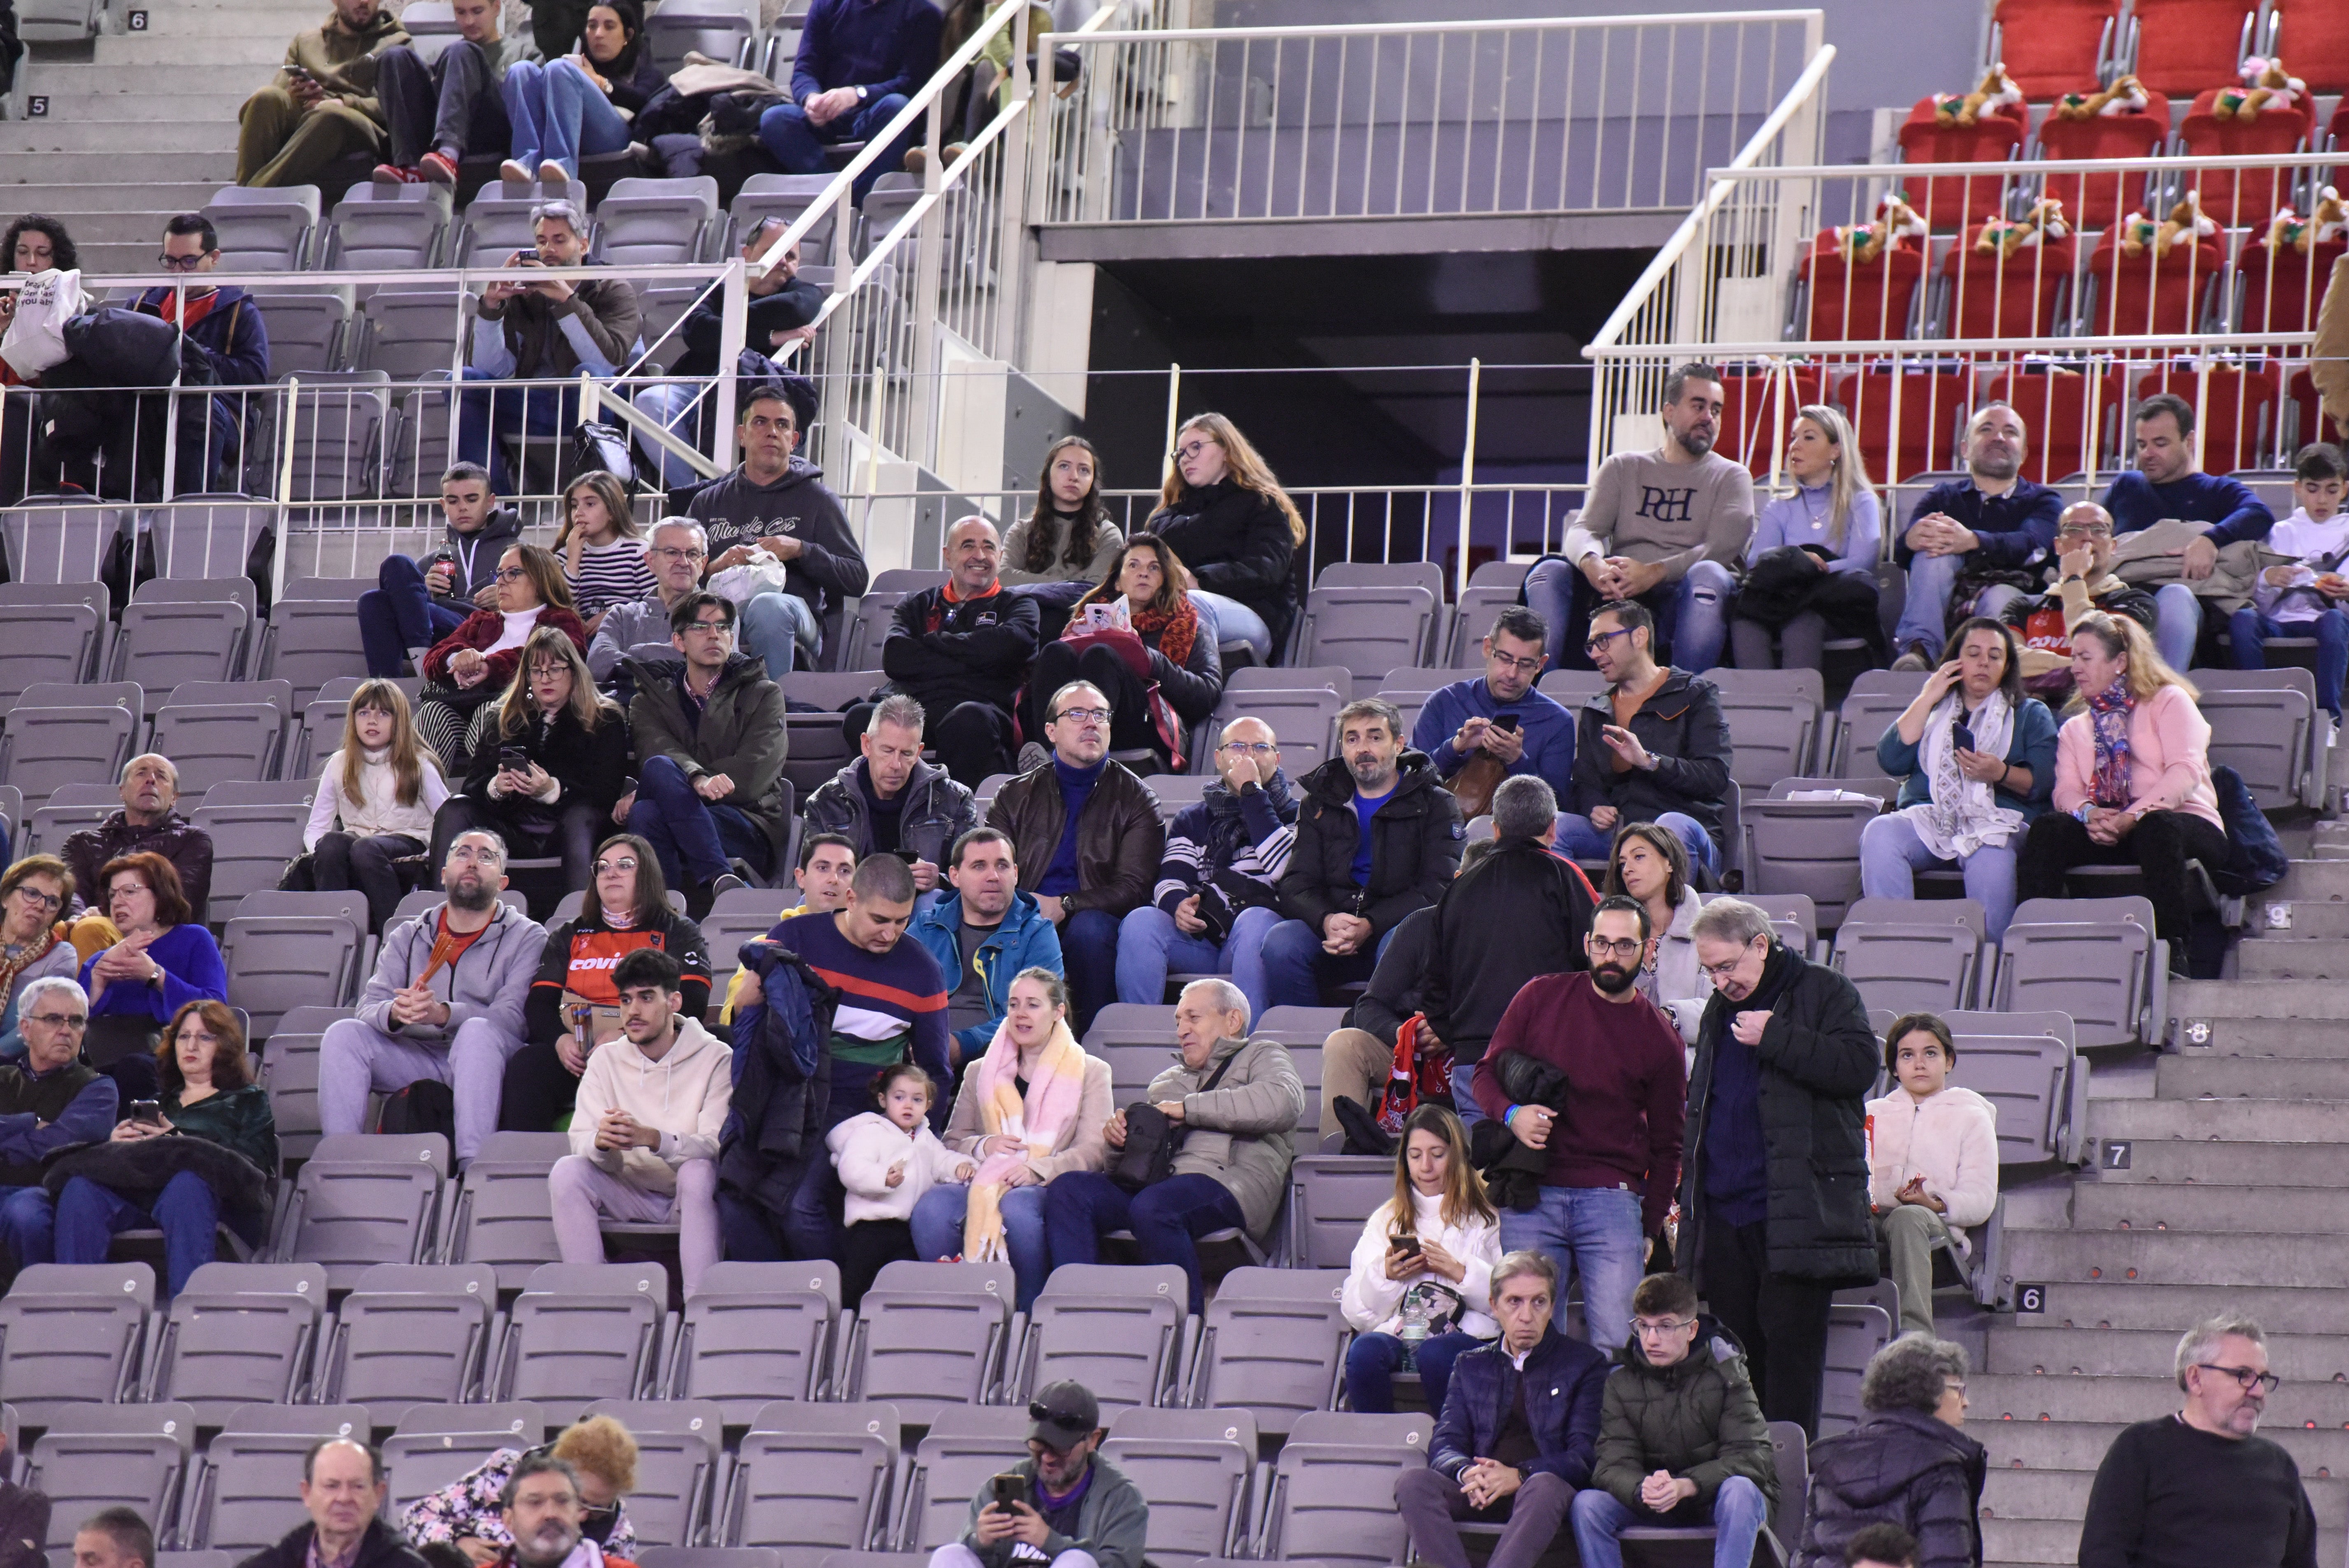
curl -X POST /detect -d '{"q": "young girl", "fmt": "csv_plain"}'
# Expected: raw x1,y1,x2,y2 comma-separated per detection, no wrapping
827,1063,975,1307
556,470,654,635
305,680,449,933
1865,1012,2000,1336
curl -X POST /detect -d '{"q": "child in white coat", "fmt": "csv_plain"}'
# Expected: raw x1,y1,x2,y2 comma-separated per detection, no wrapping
1865,1012,2000,1335
828,1063,975,1307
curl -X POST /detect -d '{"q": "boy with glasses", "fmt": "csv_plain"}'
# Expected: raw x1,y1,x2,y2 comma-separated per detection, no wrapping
930,1380,1147,1568
1570,1271,1775,1568
1410,605,1578,800
0,977,115,1279
1560,600,1731,879
1998,500,2157,701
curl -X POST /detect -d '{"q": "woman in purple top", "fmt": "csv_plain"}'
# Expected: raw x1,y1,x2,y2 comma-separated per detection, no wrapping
1731,405,1883,670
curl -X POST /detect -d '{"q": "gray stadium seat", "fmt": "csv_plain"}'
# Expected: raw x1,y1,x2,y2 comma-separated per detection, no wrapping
0,503,123,585
839,1261,1015,1424
731,174,843,268
1228,666,1350,696
1825,669,1930,777
2195,668,2319,809
151,703,285,796
1709,668,1824,789
21,780,128,862
442,1131,572,1291
601,177,724,266
191,781,318,924
782,670,882,794
1255,1410,1431,1568
220,890,368,1038
1099,1407,1259,1566
1830,896,1988,1014
114,604,252,691
261,588,375,709
143,1263,331,1424
1287,1156,1391,1271
1081,1004,1179,1107
358,292,471,379
149,498,276,584
256,1028,324,1162
1185,1268,1348,1436
247,289,354,375
27,1403,198,1558
1,703,137,814
313,1262,501,1410
0,1263,154,1421
450,177,583,267
326,184,454,270
1294,586,1438,686
582,1400,726,1548
1739,779,1893,930
491,1262,673,1416
894,1405,1032,1552
1817,1303,1893,1438
722,1402,901,1562
1939,1008,2084,1166
834,596,905,675
1534,668,1607,708
700,905,788,1012
380,1402,546,1519
1009,1263,1186,1413
270,1132,448,1288
666,1260,843,1419
0,601,106,706
181,1402,370,1552
1443,585,1523,667
1197,687,1340,779
204,185,321,271
1712,891,1822,960
1992,896,2160,1049
644,0,758,74
280,372,393,508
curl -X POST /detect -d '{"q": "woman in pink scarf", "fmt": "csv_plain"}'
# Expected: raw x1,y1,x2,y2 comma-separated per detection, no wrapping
910,967,1114,1308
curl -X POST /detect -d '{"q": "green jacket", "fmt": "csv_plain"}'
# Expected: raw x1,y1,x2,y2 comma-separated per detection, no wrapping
625,652,792,868
1592,1319,1778,1519
277,7,409,122
958,1454,1147,1568
165,1082,280,1176
1146,1033,1303,1236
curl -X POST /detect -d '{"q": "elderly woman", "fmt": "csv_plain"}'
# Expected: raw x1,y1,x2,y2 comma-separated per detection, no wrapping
0,857,79,1057
1794,1335,1985,1568
402,1414,640,1561
78,854,227,1043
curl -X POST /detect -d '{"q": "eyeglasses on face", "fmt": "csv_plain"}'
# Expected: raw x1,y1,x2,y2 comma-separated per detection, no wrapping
157,251,214,271
1055,706,1112,726
1630,1316,1695,1337
685,618,733,634
9,886,61,912
1171,438,1219,461
1218,741,1277,756
2198,1363,2280,1394
2057,524,2113,538
1583,626,1633,655
593,857,640,875
1586,936,1646,959
1489,649,1544,675
649,545,704,561
1698,935,1765,981
493,566,530,583
26,1012,87,1030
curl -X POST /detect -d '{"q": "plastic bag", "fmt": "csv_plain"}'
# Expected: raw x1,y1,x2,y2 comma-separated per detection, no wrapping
1,268,84,379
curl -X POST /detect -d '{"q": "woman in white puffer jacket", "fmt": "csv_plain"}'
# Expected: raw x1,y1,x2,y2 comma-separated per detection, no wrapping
1341,1103,1502,1415
1865,1012,2000,1336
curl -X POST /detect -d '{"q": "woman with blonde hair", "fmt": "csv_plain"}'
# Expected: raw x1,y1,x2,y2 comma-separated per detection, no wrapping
1339,1102,1501,1414
1142,411,1306,663
414,542,589,767
305,680,451,933
1731,404,1884,670
2016,611,2225,957
404,1413,644,1558
556,469,654,635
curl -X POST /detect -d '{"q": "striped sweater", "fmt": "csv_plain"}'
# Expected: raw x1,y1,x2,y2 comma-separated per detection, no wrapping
1153,776,1299,915
767,910,952,1127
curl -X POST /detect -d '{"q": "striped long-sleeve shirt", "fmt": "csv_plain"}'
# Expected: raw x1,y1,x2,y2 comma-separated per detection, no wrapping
768,909,952,1128
1153,777,1300,914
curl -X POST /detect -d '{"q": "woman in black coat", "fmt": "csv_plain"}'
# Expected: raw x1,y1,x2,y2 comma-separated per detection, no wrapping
1026,535,1223,774
1141,412,1305,664
1795,1335,1986,1568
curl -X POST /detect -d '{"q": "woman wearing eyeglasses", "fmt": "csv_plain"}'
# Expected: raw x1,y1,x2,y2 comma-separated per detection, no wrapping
403,1415,641,1565
0,858,79,1059
1793,1334,1984,1568
498,832,711,1133
1026,536,1223,774
1141,412,1306,665
413,544,590,770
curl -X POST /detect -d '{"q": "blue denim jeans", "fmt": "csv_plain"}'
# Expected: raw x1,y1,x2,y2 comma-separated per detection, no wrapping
1859,808,2019,942
1114,903,1280,1019
358,554,469,677
1262,918,1396,1010
1054,907,1122,1038
455,370,577,495
502,57,632,177
2230,605,2349,720
757,94,918,204
1523,555,1734,674
1556,811,1719,879
1449,1061,1485,1132
0,1184,54,1273
1569,1474,1769,1568
1497,1183,1646,1349
2152,582,2201,672
633,382,708,489
1191,591,1271,663
739,590,819,682
627,754,771,887
1892,551,2025,658
908,1182,1051,1310
1345,1328,1480,1417
1043,1169,1245,1314
55,1170,220,1298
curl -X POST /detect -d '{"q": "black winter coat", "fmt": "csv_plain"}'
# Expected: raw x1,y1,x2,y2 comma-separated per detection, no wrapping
0,1480,47,1568
717,942,839,1218
1141,479,1299,648
1469,1051,1569,1212
462,702,633,821
1569,667,1733,849
803,755,978,867
883,583,1041,714
1278,752,1462,941
237,1518,430,1568
1680,943,1879,1282
1794,1408,1986,1568
1420,835,1597,1065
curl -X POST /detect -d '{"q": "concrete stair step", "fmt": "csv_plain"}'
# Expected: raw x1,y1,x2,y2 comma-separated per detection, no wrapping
2086,1096,2349,1141
2156,1056,2349,1099
97,34,297,65
23,60,274,93
1,95,252,128
0,119,241,152
2170,1016,2349,1057
2249,900,2349,938
2072,1182,2349,1234
131,9,324,35
2264,860,2349,902
1986,1325,2349,1381
1969,1366,2349,1421
2089,1139,2349,1184
0,150,237,183
1979,1513,2342,1566
2167,977,2349,1020
2235,939,2349,979
1975,1417,2349,1474
0,182,229,212
2000,1225,2349,1288
0,209,196,247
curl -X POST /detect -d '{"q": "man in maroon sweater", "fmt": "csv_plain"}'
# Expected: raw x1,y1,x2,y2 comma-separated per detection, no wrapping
1473,895,1686,1352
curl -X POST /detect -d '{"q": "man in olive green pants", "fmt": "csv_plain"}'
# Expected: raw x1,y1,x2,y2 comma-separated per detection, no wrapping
237,0,408,186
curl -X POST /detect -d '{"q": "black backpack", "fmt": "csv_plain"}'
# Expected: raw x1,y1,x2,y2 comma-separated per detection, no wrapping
377,1079,456,1142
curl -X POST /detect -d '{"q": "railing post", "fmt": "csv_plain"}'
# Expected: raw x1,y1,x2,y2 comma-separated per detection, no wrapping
275,376,298,601
1457,357,1481,598
1161,363,1182,483
908,82,949,470
714,254,748,470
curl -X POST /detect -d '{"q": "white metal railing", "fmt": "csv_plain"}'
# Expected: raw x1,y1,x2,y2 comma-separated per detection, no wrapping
1033,10,1828,227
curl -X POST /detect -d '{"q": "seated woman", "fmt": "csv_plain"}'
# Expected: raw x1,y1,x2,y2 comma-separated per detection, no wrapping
1861,616,2057,944
1026,535,1223,773
434,626,630,889
1728,405,1883,670
500,0,667,185
306,679,450,935
1142,412,1304,663
1340,1103,1500,1416
500,833,711,1133
41,1000,275,1297
2017,612,2228,962
402,1414,641,1559
1000,436,1127,632
0,856,79,1058
0,216,79,499
554,470,654,640
79,854,227,1098
911,967,1111,1312
1602,822,1709,1042
414,543,589,768
1864,1012,1998,1338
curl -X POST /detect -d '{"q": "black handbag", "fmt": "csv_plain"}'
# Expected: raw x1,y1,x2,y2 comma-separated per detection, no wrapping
564,419,637,489
1109,1047,1239,1193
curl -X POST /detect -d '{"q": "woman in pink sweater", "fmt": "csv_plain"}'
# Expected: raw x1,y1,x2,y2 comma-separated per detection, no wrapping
2016,612,2226,954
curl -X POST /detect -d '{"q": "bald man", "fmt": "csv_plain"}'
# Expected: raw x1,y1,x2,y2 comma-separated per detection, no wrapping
861,515,1041,786
236,1438,430,1568
61,754,214,957
1997,500,2158,698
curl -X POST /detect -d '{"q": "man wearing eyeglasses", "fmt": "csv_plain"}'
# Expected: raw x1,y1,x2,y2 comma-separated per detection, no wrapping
1560,600,1730,881
1996,501,2157,701
1889,402,2064,671
131,213,270,494
587,519,715,682
933,1381,1145,1568
1410,605,1577,800
2078,1313,2316,1568
0,977,116,1282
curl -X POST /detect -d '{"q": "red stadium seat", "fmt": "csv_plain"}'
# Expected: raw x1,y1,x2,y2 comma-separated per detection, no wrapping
2274,2,2349,94
1801,233,1930,342
2234,233,2347,333
1715,363,1830,477
2178,88,2314,228
1992,0,2121,101
2134,360,2285,471
2290,368,2344,448
1990,365,2124,481
2034,106,2170,229
2083,228,2224,335
1896,100,2028,233
1945,223,2079,338
2127,0,2258,98
1839,364,1975,482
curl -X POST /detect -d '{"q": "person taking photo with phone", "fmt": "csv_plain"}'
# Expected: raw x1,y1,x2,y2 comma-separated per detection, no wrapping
929,1381,1147,1568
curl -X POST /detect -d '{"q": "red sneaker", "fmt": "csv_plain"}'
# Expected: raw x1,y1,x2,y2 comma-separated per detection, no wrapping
419,150,459,185
372,163,422,185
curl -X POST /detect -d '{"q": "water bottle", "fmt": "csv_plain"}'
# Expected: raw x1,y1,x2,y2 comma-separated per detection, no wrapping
1397,1286,1431,1369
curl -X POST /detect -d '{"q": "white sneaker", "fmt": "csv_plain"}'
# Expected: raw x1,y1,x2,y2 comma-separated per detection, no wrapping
499,158,535,185
539,159,570,188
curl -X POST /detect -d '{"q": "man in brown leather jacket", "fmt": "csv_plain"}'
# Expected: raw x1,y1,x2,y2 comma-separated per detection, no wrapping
985,678,1164,1033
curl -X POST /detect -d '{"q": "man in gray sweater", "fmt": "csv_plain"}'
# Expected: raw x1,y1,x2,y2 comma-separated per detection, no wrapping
931,1380,1147,1568
1525,362,1756,674
317,829,545,1164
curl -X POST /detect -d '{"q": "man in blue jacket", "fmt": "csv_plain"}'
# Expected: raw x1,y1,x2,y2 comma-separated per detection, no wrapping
1397,1250,1609,1568
1411,605,1576,801
1889,402,2064,669
758,0,944,203
134,213,270,493
908,826,1062,1069
2101,391,2277,672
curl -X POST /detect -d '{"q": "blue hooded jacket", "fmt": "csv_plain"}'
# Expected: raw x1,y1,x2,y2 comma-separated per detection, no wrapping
131,283,270,388
908,888,1065,1061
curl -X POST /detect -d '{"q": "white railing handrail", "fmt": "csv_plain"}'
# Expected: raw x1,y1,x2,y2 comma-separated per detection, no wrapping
15,260,730,292
1587,330,2318,357
1066,9,1823,43
1717,149,2349,179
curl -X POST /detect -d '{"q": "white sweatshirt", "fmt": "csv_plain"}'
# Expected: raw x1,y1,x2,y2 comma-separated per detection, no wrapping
827,1111,973,1226
305,746,451,848
1865,1083,2001,1254
1339,1189,1502,1340
570,1014,732,1195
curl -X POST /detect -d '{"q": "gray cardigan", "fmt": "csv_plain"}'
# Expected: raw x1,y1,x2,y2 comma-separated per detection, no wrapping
354,899,545,1045
1148,1033,1304,1236
958,1454,1148,1568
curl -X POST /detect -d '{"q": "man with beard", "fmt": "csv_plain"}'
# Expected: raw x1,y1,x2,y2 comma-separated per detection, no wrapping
1891,402,2066,670
930,1380,1147,1568
1471,896,1685,1349
236,1439,426,1568
494,1456,621,1568
2101,392,2276,671
1561,600,1731,880
319,829,546,1164
1523,363,1754,674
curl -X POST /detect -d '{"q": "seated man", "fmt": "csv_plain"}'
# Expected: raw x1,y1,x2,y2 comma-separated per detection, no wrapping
0,979,117,1278
1269,698,1460,1009
549,949,729,1294
135,216,271,493
1866,1014,1997,1338
1397,1250,1607,1568
1043,979,1302,1313
235,1438,429,1568
459,201,641,496
1411,605,1576,800
757,0,944,205
318,830,545,1165
237,0,410,188
359,462,522,679
986,680,1164,1034
929,1380,1146,1568
1116,716,1297,1021
685,385,870,679
2102,392,2276,671
62,755,213,957
1998,501,2158,701
1890,403,2064,668
909,827,1062,1069
623,592,790,907
1560,600,1730,879
866,517,1040,786
805,694,979,896
74,1511,153,1568
1572,1272,1776,1568
1843,1525,1921,1568
633,222,822,488
719,832,857,1026
587,517,712,682
370,0,522,185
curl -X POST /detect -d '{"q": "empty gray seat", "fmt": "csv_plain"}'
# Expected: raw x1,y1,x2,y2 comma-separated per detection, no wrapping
1710,668,1824,789
359,292,470,379
2,703,137,814
1287,1156,1392,1271
1830,897,1987,1015
780,671,881,794
722,1403,900,1564
143,1263,331,1424
2195,669,2319,808
1080,1005,1178,1108
1255,1410,1430,1568
182,1401,370,1551
667,1260,843,1419
279,372,393,507
492,1262,672,1417
1,503,123,585
1941,1008,2083,1165
601,177,722,266
114,603,251,691
257,1028,324,1161
0,601,106,705
1825,670,1929,776
1099,1407,1259,1567
840,1260,1015,1424
381,1402,547,1518
1818,1303,1892,1438
204,185,321,270
271,1132,447,1289
895,1406,1032,1553
834,595,905,674
644,0,758,74
1295,586,1438,685
220,890,368,1039
327,185,454,270
1010,1263,1185,1414
247,289,354,375
192,783,318,924
442,1131,572,1290
1185,1268,1348,1437
451,178,582,266
1740,780,1891,930
583,1400,726,1548
1992,896,2159,1049
1444,586,1520,666
0,1263,154,1421
314,1262,501,1409
150,497,275,583
28,1403,198,1557
150,704,283,796
261,591,374,709
1534,668,1607,708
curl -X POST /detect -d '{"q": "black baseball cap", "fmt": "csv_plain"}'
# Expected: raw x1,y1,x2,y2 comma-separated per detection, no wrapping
1027,1381,1100,1449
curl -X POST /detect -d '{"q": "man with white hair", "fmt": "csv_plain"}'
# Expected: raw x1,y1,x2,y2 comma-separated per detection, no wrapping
588,519,717,681
1041,977,1304,1313
0,976,116,1276
1890,402,2066,670
2077,1314,2316,1568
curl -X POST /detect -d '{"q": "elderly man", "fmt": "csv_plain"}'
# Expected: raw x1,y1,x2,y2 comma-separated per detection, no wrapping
235,1439,427,1568
588,518,714,681
931,1380,1147,1568
1997,500,2158,698
0,978,116,1277
1890,403,2066,668
1043,979,1302,1312
868,516,1040,786
1397,1250,1609,1568
2079,1315,2316,1568
72,1511,151,1568
1681,898,1877,1436
237,0,409,186
62,755,214,955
